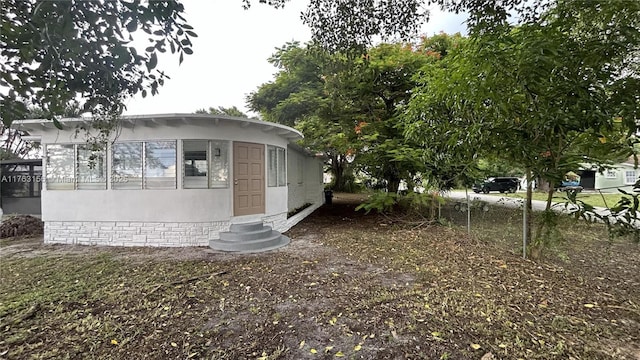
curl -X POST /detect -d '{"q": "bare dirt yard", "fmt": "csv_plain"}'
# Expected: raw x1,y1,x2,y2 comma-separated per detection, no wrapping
1,193,639,359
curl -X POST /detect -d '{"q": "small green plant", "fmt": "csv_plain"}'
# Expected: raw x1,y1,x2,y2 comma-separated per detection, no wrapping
561,187,640,243
355,191,397,214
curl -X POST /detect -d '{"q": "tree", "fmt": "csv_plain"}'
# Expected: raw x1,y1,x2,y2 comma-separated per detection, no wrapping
1,0,196,127
195,106,252,118
247,42,359,190
404,0,639,255
330,41,442,193
250,35,463,192
0,104,83,160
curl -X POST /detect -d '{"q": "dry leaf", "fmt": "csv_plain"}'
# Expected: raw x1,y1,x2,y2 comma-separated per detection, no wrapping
481,352,494,360
471,343,481,350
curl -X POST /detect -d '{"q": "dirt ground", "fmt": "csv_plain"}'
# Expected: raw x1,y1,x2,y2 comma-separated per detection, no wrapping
1,193,639,359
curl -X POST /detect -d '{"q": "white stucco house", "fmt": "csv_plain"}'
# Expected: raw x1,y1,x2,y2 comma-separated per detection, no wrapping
14,114,325,251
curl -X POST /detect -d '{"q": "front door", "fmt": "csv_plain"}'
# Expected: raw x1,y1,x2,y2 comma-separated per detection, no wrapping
233,142,265,216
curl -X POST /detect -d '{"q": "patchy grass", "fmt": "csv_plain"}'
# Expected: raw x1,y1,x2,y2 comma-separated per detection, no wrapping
1,193,639,359
489,192,626,209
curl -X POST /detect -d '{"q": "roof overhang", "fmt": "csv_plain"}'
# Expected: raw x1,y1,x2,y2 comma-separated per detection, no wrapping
12,113,304,141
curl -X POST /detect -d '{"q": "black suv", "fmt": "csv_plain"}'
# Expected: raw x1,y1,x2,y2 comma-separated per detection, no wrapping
472,177,520,194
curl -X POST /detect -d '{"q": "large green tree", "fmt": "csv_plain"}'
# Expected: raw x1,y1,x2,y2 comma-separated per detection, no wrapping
330,41,447,193
405,0,639,253
250,35,463,192
247,42,359,191
1,0,196,127
2,0,568,130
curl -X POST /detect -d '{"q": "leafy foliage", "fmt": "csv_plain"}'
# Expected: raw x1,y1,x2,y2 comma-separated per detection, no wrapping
194,106,252,118
1,0,196,126
302,0,427,53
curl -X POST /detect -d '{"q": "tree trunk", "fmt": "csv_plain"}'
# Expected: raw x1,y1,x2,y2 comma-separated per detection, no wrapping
330,154,351,192
387,177,401,194
525,168,533,252
545,183,556,211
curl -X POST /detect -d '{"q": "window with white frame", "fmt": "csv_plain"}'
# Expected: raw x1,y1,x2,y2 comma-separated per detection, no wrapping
605,169,617,179
111,141,176,190
267,145,286,187
625,170,637,185
46,144,107,190
210,140,229,188
112,142,143,189
145,141,177,189
46,144,75,190
183,140,229,189
77,145,107,190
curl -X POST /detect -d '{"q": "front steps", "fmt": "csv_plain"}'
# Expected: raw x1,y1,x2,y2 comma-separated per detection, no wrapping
209,221,290,253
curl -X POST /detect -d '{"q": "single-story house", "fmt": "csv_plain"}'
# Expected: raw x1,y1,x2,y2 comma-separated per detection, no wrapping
579,159,639,193
0,158,42,215
14,113,325,251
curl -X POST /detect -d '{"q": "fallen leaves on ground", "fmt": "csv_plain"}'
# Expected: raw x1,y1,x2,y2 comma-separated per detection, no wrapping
1,193,638,359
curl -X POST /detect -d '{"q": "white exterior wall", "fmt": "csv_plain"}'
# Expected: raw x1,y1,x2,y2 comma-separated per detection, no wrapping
287,145,324,211
594,165,637,193
16,115,315,246
37,119,290,223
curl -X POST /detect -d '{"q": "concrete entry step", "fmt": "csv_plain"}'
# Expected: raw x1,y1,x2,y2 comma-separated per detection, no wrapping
229,221,266,233
210,221,290,253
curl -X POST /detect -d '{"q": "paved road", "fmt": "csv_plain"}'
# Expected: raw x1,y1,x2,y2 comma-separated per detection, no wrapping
444,190,638,228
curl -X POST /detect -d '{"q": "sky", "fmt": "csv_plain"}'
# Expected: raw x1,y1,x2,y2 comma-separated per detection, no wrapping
123,1,468,118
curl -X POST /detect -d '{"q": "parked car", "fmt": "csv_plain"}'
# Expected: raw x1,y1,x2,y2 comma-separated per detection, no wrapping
472,177,520,194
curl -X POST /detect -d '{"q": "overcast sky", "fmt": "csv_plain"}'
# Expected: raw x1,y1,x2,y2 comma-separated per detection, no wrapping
123,1,468,118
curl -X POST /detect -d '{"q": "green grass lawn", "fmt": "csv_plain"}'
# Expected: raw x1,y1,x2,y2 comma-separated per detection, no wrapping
489,191,627,208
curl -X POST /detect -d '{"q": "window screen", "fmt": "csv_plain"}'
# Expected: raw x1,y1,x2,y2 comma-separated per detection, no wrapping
46,144,75,190
145,141,176,189
112,142,143,189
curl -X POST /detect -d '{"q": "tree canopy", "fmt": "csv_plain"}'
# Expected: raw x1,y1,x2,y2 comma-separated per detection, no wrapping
1,0,196,127
194,106,252,118
1,0,580,131
405,0,639,201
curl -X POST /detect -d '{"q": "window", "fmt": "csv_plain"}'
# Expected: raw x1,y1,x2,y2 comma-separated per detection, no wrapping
210,140,229,188
145,141,176,189
183,140,208,188
77,145,107,190
183,140,229,189
605,169,617,179
46,144,108,190
277,147,286,186
46,144,75,190
268,145,286,187
112,142,143,189
625,170,637,185
112,141,176,190
0,163,42,198
268,146,277,187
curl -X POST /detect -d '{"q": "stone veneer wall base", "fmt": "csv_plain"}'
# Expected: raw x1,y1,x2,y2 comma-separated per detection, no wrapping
43,201,321,247
44,221,228,247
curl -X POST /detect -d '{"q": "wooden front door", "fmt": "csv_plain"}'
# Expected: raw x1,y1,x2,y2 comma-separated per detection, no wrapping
233,142,265,216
